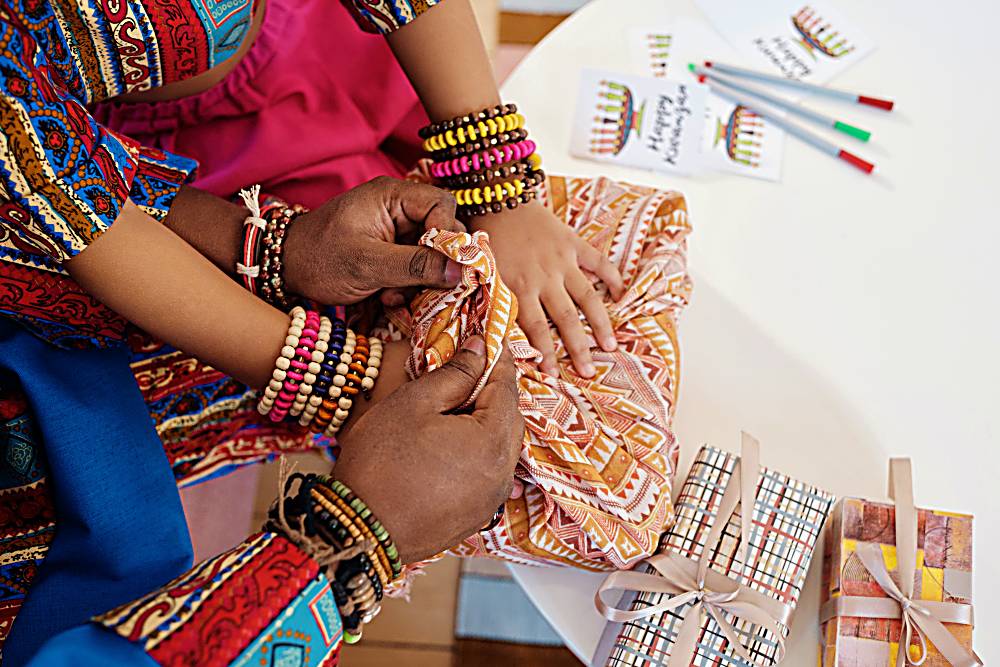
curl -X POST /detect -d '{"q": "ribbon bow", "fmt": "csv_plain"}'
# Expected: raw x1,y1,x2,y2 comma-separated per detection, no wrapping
819,459,981,667
596,433,792,665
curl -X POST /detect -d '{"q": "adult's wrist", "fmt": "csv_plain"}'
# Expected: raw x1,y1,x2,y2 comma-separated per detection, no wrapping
280,207,315,300
267,470,403,643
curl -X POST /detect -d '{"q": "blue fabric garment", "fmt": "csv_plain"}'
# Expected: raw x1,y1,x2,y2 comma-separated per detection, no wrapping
27,625,155,667
0,320,193,665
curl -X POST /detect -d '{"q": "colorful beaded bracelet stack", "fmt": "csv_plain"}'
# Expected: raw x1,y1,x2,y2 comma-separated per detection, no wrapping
311,486,392,589
298,316,348,427
323,477,403,579
234,187,304,307
267,473,401,643
259,309,382,431
428,126,530,161
312,332,382,437
421,103,545,219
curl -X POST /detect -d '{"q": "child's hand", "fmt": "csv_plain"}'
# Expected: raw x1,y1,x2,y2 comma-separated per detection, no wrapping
473,200,624,378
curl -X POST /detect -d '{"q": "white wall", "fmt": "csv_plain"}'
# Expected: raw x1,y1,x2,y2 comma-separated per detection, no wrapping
500,0,589,13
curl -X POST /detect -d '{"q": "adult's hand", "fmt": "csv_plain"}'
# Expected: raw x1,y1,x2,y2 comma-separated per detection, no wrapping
333,337,523,563
283,176,465,305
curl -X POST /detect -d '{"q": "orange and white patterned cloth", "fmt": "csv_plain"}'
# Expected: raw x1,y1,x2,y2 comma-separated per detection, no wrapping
382,174,692,571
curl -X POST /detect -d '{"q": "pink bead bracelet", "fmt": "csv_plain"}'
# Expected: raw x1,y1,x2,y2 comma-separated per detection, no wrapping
431,139,536,178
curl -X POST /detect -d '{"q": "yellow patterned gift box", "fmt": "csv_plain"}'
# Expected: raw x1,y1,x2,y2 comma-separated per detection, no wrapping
819,459,980,667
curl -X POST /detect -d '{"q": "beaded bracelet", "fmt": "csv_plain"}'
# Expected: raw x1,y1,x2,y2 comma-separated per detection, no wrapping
267,472,394,643
258,307,325,422
452,169,546,218
311,328,357,433
419,103,518,140
315,485,394,583
325,478,402,578
270,309,319,423
310,331,382,436
258,205,301,309
434,145,540,189
312,488,392,588
439,159,538,190
453,177,526,207
324,334,382,437
298,316,347,427
290,313,330,418
235,185,267,295
258,307,307,416
431,139,537,179
422,112,525,152
429,127,529,161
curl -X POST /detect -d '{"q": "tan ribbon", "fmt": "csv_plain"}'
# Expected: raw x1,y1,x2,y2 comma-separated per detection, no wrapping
596,433,793,665
819,458,981,667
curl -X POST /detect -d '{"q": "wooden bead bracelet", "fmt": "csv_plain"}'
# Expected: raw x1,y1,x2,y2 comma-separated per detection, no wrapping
422,112,525,152
430,139,537,179
259,311,384,431
419,103,517,139
268,473,396,644
258,204,304,309
428,127,529,160
298,317,347,427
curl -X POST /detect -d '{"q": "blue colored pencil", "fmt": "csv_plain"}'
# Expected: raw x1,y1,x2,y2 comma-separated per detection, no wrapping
690,64,870,142
704,61,894,111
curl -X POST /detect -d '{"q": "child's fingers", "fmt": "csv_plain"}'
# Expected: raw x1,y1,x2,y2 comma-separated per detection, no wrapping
576,239,625,300
567,271,616,352
517,297,559,375
543,287,596,378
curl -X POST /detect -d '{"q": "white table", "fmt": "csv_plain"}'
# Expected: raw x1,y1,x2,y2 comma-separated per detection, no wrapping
501,0,999,663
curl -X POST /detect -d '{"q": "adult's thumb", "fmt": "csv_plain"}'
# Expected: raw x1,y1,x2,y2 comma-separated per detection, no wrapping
416,336,488,412
378,244,462,291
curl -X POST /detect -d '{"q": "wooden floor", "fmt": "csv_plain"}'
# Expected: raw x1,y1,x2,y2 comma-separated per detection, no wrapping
455,639,582,666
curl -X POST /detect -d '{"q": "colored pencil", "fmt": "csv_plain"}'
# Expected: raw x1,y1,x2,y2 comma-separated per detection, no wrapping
703,61,894,111
689,64,871,141
706,78,875,174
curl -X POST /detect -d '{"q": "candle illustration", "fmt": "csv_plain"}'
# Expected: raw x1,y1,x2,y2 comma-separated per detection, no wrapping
646,33,672,77
791,6,855,59
714,105,763,168
589,80,645,156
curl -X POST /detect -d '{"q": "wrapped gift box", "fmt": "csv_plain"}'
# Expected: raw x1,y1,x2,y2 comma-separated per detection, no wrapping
594,442,835,666
819,470,976,666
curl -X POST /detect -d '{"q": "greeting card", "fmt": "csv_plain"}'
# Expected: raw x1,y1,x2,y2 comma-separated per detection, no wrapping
695,0,876,83
570,69,706,175
626,19,786,181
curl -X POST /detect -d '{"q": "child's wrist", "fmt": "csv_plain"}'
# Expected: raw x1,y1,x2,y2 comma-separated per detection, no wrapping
468,197,541,233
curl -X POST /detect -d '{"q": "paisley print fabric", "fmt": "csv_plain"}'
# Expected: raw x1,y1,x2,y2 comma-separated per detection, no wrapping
94,532,343,667
0,386,56,654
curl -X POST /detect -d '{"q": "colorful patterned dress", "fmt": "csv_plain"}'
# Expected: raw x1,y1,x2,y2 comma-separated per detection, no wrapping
0,0,440,663
0,0,694,661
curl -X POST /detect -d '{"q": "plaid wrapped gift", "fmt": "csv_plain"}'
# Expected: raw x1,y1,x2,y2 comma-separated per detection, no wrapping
819,459,979,667
594,435,835,666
